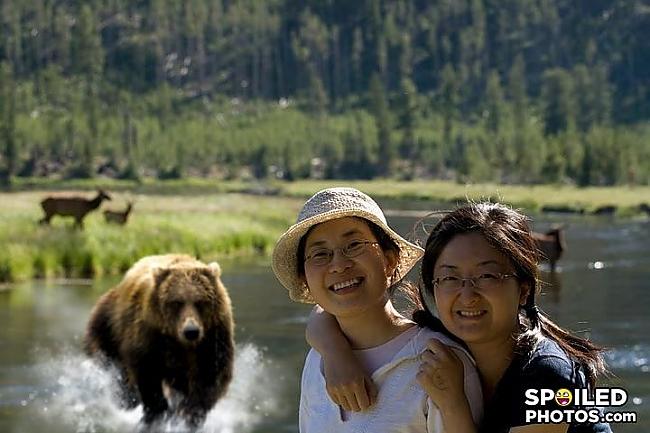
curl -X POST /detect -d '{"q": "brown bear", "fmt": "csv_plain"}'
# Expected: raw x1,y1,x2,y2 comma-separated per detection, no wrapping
84,254,234,428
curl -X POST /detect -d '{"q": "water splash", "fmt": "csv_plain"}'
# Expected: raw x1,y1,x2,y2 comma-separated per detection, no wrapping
202,344,280,433
33,353,141,432
29,344,280,433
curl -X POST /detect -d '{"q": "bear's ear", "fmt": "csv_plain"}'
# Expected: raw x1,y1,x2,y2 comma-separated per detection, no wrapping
206,261,221,278
153,267,172,287
198,263,220,287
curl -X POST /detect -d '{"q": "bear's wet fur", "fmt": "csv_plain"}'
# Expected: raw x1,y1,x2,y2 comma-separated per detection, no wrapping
84,254,234,428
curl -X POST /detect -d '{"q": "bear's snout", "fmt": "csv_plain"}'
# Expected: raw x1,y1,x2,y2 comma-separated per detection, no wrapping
183,322,201,341
180,315,204,344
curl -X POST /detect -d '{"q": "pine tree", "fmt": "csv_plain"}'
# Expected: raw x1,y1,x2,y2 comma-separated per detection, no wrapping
458,135,491,182
0,62,17,186
508,55,527,129
397,77,418,159
542,137,566,183
52,4,71,69
485,70,505,134
70,5,104,79
398,32,413,84
542,68,575,136
369,73,393,177
339,112,375,179
292,10,330,114
573,64,594,132
592,65,612,126
351,27,364,92
573,63,611,132
71,80,99,178
505,55,532,181
439,63,459,148
6,2,23,74
121,111,140,180
308,72,329,116
368,0,387,77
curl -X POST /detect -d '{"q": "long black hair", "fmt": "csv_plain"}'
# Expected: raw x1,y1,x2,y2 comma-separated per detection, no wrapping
411,202,607,387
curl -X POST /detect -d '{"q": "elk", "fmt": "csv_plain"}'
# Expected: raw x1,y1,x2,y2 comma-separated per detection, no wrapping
103,201,133,225
532,227,566,272
639,203,650,216
39,189,112,229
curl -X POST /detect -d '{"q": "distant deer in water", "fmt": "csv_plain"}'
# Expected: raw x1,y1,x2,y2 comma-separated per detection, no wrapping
103,201,134,225
532,226,566,272
39,189,112,229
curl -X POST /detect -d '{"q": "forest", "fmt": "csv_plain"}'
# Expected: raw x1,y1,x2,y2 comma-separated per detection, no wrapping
0,0,649,186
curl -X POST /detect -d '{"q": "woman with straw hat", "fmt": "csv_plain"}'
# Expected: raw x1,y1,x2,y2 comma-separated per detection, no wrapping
272,187,483,433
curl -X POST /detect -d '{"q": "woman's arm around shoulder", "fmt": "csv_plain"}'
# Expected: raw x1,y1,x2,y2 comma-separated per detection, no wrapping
305,305,378,411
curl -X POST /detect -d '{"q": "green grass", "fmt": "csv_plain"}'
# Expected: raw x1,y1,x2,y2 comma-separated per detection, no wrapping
277,180,650,214
7,177,650,213
0,191,301,283
2,179,648,282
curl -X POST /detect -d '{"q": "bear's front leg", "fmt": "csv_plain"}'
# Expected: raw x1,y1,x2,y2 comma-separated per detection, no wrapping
135,366,168,424
177,381,218,428
116,367,140,409
178,397,211,428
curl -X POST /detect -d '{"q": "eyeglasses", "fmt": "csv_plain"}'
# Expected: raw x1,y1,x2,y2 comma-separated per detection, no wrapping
433,272,518,291
305,240,379,267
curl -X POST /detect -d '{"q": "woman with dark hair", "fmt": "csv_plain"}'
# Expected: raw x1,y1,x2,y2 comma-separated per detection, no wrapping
307,202,611,433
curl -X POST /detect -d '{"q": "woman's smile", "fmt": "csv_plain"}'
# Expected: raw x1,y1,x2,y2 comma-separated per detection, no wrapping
456,309,487,319
329,277,364,293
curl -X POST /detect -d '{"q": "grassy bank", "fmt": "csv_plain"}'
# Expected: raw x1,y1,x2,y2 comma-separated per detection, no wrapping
2,180,647,282
0,191,300,283
6,177,650,214
279,180,650,215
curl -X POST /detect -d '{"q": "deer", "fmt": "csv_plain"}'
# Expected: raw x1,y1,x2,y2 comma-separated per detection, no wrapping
103,201,134,225
532,226,566,272
39,189,112,229
639,203,650,216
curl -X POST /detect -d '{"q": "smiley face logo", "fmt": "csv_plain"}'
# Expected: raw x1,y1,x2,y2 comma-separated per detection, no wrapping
555,388,572,406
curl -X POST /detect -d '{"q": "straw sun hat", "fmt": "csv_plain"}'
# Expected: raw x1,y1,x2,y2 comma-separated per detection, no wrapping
272,187,424,303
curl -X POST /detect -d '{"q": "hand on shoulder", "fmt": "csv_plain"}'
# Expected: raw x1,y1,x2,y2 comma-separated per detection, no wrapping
417,338,467,411
322,351,378,412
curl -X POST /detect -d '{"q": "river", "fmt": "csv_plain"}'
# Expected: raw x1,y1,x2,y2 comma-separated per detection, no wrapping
1,206,648,432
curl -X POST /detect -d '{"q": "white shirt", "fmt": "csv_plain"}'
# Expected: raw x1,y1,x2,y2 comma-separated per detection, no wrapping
299,327,483,433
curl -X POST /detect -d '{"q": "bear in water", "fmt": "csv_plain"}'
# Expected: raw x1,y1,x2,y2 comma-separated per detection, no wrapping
84,254,234,428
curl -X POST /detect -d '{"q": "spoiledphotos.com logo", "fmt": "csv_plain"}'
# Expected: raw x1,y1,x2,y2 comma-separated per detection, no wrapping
524,387,637,424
